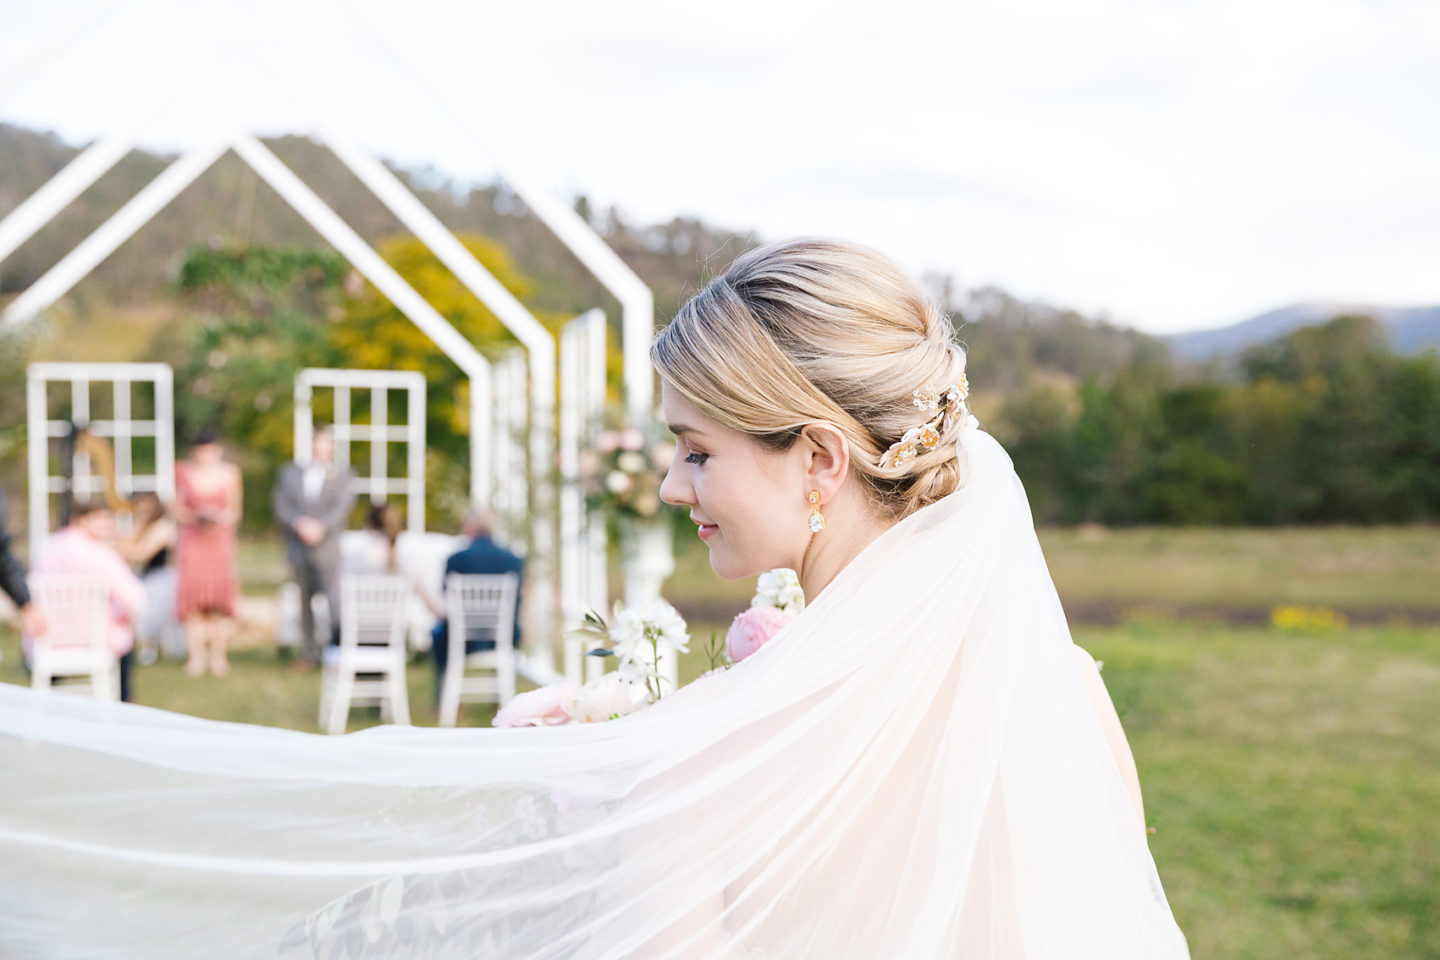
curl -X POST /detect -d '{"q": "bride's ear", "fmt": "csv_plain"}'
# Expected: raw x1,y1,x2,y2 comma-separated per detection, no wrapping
798,421,850,503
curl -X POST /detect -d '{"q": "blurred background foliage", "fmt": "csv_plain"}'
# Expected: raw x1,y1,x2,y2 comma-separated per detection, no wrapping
982,312,1440,525
1,123,1438,535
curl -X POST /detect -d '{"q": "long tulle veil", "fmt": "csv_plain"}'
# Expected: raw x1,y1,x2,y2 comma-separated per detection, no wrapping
0,423,1189,958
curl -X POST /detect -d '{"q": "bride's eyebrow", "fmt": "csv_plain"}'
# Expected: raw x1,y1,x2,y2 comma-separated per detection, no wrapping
667,424,700,438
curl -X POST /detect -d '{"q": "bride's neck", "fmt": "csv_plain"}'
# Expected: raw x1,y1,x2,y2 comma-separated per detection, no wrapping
797,490,897,602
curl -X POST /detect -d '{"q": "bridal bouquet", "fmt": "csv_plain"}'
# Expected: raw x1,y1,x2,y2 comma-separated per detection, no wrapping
494,599,690,728
724,568,803,663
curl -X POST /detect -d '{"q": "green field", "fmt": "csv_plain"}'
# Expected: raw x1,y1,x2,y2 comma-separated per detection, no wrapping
1081,622,1439,960
1041,525,1440,616
3,524,1437,958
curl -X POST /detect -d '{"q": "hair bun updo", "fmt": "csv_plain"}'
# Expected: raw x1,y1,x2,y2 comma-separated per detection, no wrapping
651,237,970,520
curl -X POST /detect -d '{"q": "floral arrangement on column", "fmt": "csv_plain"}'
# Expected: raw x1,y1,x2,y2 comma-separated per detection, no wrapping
579,427,675,520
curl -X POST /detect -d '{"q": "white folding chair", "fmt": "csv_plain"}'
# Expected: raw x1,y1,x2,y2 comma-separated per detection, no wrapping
318,574,412,735
394,531,466,651
439,572,520,728
29,576,119,701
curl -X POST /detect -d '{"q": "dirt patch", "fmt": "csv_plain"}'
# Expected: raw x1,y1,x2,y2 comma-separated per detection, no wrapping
1057,600,1440,627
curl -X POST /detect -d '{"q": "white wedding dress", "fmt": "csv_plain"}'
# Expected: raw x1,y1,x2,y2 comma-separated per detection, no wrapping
0,423,1190,958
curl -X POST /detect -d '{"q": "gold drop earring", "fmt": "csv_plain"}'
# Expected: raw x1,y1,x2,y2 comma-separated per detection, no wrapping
807,490,826,533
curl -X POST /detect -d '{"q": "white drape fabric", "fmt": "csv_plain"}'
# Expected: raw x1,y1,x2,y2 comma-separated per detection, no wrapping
0,425,1190,959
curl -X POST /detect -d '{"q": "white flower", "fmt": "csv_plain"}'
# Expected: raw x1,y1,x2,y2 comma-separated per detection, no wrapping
563,672,643,722
753,568,805,613
630,598,690,654
607,602,645,661
602,599,688,700
617,451,647,474
605,470,633,494
615,656,654,688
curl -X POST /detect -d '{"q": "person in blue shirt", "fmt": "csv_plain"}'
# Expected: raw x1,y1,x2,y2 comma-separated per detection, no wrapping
430,508,523,704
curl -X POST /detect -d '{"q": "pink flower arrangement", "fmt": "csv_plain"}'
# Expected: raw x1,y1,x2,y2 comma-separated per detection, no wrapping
585,422,672,519
493,683,578,728
493,673,644,728
726,605,792,663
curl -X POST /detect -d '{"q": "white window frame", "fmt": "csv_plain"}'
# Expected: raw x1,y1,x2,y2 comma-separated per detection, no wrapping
294,368,426,534
26,362,175,558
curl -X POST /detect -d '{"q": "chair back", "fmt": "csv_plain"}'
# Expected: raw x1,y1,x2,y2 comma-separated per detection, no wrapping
29,576,109,656
444,573,519,658
338,575,411,652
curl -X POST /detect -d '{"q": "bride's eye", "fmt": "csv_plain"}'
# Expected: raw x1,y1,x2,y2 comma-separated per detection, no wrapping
685,451,708,465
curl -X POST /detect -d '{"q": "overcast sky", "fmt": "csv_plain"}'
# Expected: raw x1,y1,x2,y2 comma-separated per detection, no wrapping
2,0,1436,334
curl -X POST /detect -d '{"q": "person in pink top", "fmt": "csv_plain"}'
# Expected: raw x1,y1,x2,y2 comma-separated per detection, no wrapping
174,429,242,677
29,499,147,702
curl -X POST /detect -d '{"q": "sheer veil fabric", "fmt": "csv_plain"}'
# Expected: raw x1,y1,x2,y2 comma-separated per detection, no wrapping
0,423,1190,959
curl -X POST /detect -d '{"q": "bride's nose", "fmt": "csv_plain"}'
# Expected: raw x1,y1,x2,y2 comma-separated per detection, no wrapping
659,463,693,507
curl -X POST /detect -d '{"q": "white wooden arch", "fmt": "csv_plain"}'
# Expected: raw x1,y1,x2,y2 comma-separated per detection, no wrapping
0,8,676,672
0,136,496,502
559,310,609,681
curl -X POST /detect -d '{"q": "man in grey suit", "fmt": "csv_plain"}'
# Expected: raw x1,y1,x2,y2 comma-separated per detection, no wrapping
273,427,356,665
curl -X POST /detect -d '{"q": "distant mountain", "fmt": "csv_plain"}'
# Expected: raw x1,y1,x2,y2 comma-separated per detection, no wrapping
1167,303,1440,362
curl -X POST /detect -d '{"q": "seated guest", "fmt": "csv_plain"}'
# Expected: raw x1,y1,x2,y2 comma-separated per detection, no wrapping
116,493,180,664
29,499,147,702
430,509,523,701
341,502,404,577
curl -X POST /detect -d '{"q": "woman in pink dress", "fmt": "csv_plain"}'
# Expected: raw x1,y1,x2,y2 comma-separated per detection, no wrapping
174,429,242,676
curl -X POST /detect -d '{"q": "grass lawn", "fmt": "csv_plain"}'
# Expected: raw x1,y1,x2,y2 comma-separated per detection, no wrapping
1041,525,1440,615
230,523,1440,617
1082,621,1440,960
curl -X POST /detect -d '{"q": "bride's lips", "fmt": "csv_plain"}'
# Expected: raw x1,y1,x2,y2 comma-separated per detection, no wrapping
692,518,719,541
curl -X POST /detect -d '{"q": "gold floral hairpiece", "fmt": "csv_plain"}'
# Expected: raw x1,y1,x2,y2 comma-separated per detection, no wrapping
877,376,970,469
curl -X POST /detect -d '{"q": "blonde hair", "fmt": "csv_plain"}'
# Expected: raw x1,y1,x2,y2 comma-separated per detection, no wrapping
652,238,969,519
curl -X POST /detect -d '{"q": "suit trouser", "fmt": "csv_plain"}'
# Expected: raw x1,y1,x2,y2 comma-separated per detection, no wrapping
292,549,340,662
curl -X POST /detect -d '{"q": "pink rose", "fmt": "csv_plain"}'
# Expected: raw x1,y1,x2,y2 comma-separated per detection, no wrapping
597,431,622,453
493,682,578,728
726,606,792,663
620,428,645,451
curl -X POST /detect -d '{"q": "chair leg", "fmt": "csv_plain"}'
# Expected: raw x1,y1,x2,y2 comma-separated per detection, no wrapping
389,663,411,726
438,663,462,728
326,667,353,735
317,669,331,730
498,649,516,706
100,661,120,702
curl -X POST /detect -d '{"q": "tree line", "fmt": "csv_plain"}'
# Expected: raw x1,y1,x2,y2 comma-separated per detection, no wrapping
986,313,1440,525
166,242,1440,531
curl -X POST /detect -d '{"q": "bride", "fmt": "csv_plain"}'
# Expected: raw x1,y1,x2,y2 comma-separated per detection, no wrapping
0,239,1189,958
